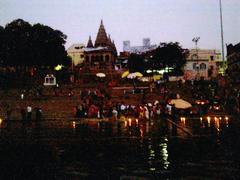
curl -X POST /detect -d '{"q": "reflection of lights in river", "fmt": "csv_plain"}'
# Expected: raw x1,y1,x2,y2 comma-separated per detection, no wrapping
159,141,170,169
180,117,186,126
140,128,143,138
150,150,155,157
147,138,156,171
72,121,76,129
72,121,76,134
200,117,203,124
214,118,220,131
146,121,149,133
225,118,229,127
136,119,139,126
207,116,211,127
150,120,154,126
201,116,230,130
128,118,132,127
124,121,127,128
0,118,2,126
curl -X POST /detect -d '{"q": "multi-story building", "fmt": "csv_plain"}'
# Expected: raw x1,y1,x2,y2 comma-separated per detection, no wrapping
226,43,240,82
184,49,221,80
67,43,85,66
123,38,157,54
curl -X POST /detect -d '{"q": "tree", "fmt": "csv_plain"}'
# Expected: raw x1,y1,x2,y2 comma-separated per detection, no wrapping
128,53,146,73
4,19,32,66
31,23,69,67
152,42,188,75
2,19,70,68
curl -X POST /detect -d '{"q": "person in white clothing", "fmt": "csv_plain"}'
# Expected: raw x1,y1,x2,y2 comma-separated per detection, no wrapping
27,105,32,121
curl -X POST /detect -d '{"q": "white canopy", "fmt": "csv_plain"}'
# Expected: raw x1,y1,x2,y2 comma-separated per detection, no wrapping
169,99,192,109
96,73,106,78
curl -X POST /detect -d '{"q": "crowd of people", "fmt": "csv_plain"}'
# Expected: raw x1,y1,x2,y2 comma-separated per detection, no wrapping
2,77,240,123
73,79,240,121
74,86,181,121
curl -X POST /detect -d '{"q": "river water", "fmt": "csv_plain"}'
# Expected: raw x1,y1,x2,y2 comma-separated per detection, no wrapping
0,114,239,179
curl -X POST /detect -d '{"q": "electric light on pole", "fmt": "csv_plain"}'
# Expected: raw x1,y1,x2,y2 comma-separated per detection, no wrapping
219,0,226,74
192,37,200,79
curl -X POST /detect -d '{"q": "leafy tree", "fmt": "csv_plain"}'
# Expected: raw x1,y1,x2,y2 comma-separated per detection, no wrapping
4,19,32,66
2,19,70,68
152,42,187,75
128,53,146,73
31,23,69,67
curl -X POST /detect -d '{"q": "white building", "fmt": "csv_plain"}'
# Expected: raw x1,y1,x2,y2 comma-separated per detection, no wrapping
123,38,157,54
44,74,56,86
67,43,85,65
184,49,222,80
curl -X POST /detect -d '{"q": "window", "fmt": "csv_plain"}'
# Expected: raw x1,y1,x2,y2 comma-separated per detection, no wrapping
86,56,89,63
96,55,100,61
80,54,84,58
192,54,198,60
193,63,197,69
200,63,206,70
105,55,110,62
44,74,56,86
210,56,214,61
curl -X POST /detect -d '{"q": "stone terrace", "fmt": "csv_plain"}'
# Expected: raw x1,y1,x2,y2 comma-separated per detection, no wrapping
0,82,193,121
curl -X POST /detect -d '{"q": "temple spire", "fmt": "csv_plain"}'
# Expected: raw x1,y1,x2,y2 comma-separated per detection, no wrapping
87,36,94,48
112,40,117,56
95,20,108,47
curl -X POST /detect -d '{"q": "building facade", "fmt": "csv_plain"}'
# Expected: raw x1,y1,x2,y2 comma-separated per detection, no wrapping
184,49,221,80
67,43,85,66
123,38,157,54
83,20,117,72
226,43,240,82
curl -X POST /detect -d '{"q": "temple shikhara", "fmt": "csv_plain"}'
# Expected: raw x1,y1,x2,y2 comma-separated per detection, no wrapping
83,20,117,72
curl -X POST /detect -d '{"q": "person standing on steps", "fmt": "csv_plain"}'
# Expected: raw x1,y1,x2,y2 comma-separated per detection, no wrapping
27,105,32,123
35,107,42,121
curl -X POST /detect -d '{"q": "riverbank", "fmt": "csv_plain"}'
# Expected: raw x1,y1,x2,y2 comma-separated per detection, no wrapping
0,82,195,121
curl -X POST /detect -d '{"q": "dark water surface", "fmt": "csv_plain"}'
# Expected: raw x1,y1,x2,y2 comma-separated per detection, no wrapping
0,115,240,179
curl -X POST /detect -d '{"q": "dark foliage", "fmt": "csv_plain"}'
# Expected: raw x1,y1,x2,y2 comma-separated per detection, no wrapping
128,53,146,73
0,19,70,67
152,42,188,74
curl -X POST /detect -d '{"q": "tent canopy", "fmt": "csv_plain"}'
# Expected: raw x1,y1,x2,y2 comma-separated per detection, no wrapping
96,73,106,78
169,99,192,109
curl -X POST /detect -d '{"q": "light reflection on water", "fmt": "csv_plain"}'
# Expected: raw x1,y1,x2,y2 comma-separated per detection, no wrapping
0,114,238,179
79,114,233,175
74,114,232,140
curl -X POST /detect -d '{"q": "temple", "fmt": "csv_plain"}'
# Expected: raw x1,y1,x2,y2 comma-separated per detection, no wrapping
84,20,117,72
